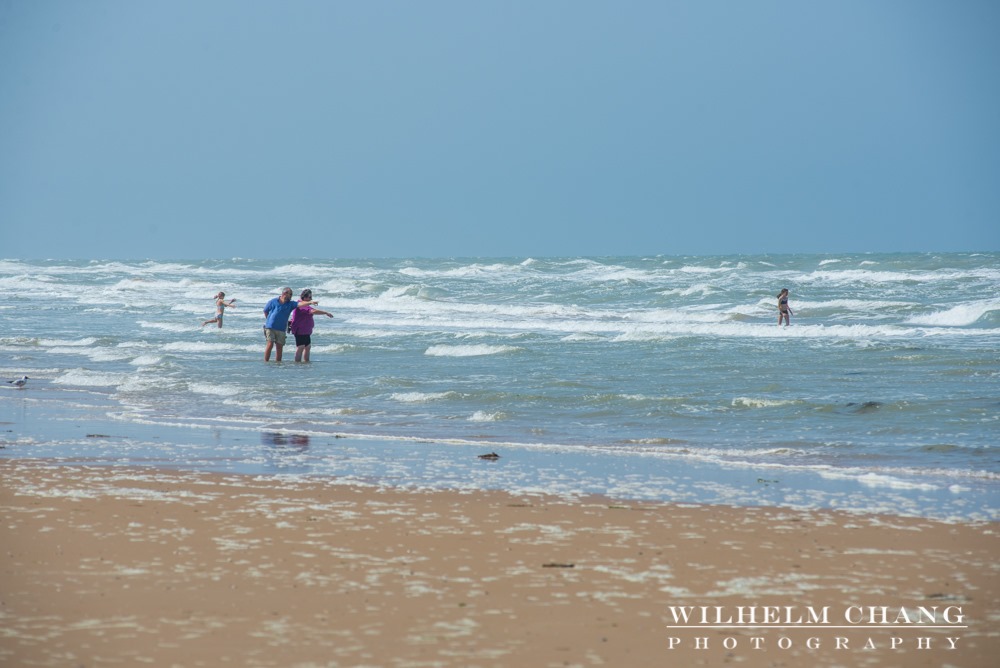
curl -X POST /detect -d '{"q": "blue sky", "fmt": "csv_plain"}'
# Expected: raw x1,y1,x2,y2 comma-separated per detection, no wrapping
2,0,998,259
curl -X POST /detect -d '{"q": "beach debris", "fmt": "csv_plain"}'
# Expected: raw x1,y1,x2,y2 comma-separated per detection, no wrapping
477,452,500,460
757,478,779,485
925,592,963,602
7,376,28,389
542,562,575,568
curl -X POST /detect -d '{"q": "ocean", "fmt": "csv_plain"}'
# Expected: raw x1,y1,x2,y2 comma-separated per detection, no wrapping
1,253,997,520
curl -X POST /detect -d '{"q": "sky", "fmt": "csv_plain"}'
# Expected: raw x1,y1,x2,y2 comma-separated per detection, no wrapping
1,0,998,260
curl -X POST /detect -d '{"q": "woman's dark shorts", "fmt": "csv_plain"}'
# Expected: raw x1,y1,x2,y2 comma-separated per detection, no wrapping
294,334,311,347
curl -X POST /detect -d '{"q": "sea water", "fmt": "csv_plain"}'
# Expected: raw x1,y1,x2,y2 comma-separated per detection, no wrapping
1,253,997,520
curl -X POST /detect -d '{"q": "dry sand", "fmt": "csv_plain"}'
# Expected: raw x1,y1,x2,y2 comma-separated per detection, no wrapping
1,459,997,667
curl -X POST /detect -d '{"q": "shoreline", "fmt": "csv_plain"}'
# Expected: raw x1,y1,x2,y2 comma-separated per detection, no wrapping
1,459,997,667
2,394,995,522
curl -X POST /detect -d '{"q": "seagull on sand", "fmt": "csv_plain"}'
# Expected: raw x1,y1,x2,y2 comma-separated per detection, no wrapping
8,376,28,389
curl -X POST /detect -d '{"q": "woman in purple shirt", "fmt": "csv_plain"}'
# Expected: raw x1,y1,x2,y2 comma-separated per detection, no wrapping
289,289,334,362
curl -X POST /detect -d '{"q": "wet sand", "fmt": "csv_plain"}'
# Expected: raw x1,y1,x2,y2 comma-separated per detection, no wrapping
1,459,997,667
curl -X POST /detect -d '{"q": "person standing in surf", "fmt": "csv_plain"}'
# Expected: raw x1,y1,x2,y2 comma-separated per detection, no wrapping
777,288,793,326
201,291,236,328
289,289,334,363
263,287,315,361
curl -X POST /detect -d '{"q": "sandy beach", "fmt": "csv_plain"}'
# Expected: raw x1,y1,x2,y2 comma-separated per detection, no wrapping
1,459,997,667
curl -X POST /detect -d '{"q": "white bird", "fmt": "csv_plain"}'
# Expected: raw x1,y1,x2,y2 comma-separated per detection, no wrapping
8,376,28,389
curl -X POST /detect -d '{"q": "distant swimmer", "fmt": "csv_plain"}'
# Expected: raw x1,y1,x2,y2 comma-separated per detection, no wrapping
202,292,236,328
7,375,28,389
777,288,793,326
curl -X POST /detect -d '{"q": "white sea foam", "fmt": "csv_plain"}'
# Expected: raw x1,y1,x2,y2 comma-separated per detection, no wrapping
171,303,216,315
818,470,939,491
88,350,132,362
38,337,97,347
905,299,1000,327
221,397,280,411
398,263,515,278
307,344,350,354
314,278,363,294
269,263,330,276
806,268,975,285
139,320,197,333
43,346,136,364
188,382,243,397
117,375,165,393
678,265,736,275
53,369,127,387
468,411,502,422
731,397,800,409
163,342,256,353
0,366,63,378
604,330,677,343
560,333,603,342
289,406,353,417
855,473,939,491
391,391,456,403
797,298,913,311
660,284,715,297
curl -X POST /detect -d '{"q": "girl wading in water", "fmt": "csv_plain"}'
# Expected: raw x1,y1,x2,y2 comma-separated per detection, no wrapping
202,292,236,328
777,288,793,326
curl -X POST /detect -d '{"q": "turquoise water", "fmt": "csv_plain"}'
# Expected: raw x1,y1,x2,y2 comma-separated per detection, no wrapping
1,253,997,519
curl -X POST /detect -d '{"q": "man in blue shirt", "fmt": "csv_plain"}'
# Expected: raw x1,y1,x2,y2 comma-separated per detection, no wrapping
263,287,315,361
